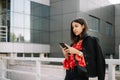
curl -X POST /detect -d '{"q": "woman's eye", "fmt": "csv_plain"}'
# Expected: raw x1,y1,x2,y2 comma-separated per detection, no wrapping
75,26,78,27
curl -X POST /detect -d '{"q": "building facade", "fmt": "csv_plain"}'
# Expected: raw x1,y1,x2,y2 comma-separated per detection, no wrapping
0,0,120,59
0,0,50,58
50,0,116,58
115,4,120,58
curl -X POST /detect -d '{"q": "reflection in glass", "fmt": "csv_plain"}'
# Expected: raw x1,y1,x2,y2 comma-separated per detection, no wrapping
24,29,30,42
24,0,30,14
31,1,50,44
13,13,24,28
31,30,41,43
11,28,24,42
31,16,41,30
41,18,50,31
9,0,50,44
0,0,10,42
24,14,30,29
13,0,24,13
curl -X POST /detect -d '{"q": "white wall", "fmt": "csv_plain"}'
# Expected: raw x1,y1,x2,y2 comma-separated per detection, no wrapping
0,42,50,53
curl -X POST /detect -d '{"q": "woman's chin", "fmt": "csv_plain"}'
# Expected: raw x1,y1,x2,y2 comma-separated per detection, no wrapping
75,34,79,36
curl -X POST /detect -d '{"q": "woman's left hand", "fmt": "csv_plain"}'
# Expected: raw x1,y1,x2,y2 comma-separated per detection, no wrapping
65,44,80,55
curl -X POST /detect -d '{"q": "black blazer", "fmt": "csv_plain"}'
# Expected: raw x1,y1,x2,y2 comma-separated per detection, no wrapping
81,36,105,80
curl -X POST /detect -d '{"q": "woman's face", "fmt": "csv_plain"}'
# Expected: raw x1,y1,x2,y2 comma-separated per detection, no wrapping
72,22,84,36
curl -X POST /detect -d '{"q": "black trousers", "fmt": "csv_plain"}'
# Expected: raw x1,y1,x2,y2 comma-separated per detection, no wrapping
65,67,88,80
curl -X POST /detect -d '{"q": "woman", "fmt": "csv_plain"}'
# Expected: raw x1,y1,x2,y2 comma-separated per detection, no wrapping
60,18,105,80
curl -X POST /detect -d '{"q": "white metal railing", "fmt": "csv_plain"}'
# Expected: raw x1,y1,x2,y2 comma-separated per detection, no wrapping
0,57,63,80
105,59,120,80
0,77,10,80
0,57,120,80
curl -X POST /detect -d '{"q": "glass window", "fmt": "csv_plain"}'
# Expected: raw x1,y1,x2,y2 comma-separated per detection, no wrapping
11,28,24,42
41,18,50,31
0,38,6,42
24,14,30,29
89,15,100,32
33,53,40,57
42,31,50,44
10,27,14,42
0,0,10,42
25,53,31,57
41,4,50,17
106,22,113,36
44,53,49,57
31,2,41,17
31,16,50,31
30,1,50,44
13,13,24,28
13,0,24,13
24,29,30,43
17,53,23,57
31,30,41,43
31,16,41,30
24,0,30,14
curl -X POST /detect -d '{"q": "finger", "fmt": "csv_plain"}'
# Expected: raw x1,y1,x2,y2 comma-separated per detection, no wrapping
62,48,68,53
62,48,66,51
64,44,70,48
64,49,70,53
67,50,70,53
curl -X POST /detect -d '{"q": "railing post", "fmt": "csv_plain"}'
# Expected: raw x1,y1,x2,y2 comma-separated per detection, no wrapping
108,63,116,80
1,58,6,79
36,59,41,80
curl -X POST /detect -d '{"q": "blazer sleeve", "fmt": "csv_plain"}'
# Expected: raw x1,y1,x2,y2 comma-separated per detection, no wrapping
94,37,106,80
82,37,98,76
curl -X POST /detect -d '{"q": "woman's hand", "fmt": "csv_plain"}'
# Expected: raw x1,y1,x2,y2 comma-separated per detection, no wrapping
60,46,69,59
65,44,83,57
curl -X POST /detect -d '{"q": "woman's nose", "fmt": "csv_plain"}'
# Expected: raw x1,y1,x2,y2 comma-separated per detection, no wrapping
73,28,76,31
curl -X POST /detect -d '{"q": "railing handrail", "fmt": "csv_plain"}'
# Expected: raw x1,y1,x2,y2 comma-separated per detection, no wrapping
106,59,120,64
0,57,64,62
0,68,37,75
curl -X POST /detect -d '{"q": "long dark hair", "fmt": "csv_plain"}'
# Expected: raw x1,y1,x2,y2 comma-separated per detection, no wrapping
70,18,88,43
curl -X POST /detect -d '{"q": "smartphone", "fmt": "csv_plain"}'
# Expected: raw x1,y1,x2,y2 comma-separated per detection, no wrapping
59,43,68,49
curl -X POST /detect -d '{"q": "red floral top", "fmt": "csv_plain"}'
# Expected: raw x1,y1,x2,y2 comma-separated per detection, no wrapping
63,41,86,70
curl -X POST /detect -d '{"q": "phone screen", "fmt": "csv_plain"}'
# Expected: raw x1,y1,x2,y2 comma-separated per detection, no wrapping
59,43,68,49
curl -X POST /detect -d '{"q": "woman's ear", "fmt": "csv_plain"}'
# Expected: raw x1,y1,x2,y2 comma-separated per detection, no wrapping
82,25,85,29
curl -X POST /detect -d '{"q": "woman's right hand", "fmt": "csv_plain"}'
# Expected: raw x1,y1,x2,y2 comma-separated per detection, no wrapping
61,48,69,59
